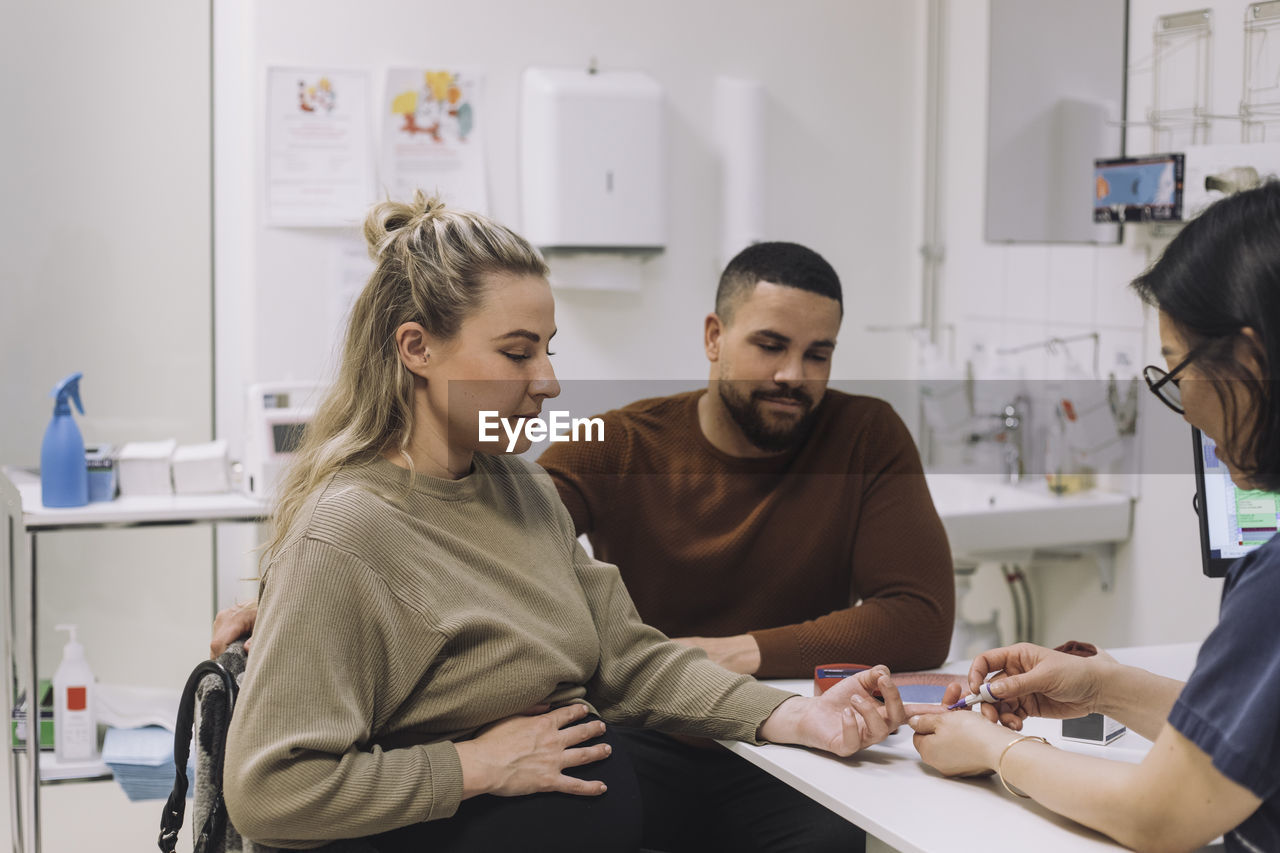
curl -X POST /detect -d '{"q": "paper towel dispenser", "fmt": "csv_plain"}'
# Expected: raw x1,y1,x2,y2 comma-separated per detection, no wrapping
520,66,665,249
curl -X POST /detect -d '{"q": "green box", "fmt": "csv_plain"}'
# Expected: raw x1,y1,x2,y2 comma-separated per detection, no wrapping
11,680,54,750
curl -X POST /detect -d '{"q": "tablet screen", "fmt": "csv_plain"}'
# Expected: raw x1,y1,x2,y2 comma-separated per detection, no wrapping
1194,428,1280,576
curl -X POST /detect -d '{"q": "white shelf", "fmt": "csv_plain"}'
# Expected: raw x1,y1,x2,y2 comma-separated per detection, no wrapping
37,752,111,783
3,467,266,530
1,466,265,853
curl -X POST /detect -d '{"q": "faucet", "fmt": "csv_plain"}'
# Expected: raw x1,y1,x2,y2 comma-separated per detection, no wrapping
967,395,1028,484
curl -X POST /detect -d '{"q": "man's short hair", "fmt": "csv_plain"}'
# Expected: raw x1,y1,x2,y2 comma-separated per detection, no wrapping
714,242,843,325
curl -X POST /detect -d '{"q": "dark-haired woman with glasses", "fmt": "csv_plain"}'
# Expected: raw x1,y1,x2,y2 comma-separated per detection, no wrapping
906,181,1280,852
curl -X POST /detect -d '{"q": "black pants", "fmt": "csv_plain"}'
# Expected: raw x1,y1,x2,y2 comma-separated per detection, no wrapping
615,727,866,853
367,716,642,853
366,723,864,853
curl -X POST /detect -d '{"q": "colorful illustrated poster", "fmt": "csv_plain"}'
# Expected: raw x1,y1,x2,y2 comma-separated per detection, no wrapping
266,67,373,226
381,68,488,213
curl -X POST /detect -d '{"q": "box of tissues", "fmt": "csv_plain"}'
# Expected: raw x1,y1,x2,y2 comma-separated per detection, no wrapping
116,440,177,497
171,441,230,495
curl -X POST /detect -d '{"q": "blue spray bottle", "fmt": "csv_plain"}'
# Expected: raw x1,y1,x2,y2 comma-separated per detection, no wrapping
41,373,88,508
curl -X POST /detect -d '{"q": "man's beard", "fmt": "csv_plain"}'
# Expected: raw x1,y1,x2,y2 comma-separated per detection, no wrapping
718,382,819,453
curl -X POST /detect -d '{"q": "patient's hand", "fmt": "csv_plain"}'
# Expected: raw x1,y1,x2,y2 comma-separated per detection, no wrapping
456,703,611,799
672,634,761,675
760,665,910,756
211,601,258,659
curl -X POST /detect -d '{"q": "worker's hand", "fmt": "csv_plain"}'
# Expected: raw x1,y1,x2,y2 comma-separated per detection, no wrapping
954,642,1109,729
908,710,1009,777
210,601,258,659
671,634,761,674
760,665,925,756
455,703,611,798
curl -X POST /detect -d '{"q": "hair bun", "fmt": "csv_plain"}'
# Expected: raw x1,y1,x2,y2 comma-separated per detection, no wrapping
410,189,448,221
363,190,448,258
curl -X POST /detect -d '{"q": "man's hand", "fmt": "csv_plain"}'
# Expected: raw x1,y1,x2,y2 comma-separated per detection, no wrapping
211,601,258,659
671,634,761,674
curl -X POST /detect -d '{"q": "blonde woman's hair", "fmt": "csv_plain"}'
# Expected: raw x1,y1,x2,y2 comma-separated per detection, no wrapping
262,191,549,571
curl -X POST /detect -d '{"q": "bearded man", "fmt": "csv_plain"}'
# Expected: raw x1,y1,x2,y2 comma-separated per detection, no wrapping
537,241,955,853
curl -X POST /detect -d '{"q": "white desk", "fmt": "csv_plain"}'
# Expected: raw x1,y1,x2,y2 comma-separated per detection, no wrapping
0,467,266,853
722,644,1220,852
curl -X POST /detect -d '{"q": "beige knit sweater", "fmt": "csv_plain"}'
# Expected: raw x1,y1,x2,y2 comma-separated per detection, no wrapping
223,453,793,848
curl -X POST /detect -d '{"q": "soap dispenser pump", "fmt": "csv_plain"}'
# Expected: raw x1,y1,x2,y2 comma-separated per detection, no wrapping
52,624,97,762
41,372,88,508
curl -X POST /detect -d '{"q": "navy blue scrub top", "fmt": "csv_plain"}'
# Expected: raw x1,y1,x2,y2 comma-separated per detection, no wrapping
1170,532,1280,852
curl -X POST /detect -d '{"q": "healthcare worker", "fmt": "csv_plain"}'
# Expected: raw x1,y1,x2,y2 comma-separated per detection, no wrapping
910,181,1280,853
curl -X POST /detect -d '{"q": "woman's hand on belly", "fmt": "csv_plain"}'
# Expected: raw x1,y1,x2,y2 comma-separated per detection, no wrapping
455,702,611,799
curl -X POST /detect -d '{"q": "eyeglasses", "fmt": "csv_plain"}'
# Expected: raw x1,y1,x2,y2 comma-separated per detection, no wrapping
1143,344,1208,415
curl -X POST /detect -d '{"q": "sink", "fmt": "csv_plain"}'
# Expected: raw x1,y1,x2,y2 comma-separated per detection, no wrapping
924,474,1133,556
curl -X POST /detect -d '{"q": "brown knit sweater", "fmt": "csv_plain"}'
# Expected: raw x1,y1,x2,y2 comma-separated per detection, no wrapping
538,389,955,678
222,454,792,848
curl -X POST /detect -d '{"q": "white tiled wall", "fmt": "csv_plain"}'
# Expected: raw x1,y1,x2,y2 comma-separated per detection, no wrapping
937,1,1222,651
934,1,1152,389
1046,246,1097,327
944,240,1149,385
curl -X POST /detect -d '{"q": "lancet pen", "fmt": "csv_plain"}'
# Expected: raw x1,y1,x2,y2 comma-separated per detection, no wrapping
947,681,998,710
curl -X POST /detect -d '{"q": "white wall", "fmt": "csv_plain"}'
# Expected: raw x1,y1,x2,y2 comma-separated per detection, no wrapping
0,2,214,687
213,0,933,603
218,0,929,383
1099,0,1269,647
4,2,1247,847
940,0,1261,649
1,0,1239,686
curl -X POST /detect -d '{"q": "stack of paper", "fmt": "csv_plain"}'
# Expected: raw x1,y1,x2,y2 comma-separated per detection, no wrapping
96,683,182,731
172,440,231,495
116,440,177,497
101,725,193,802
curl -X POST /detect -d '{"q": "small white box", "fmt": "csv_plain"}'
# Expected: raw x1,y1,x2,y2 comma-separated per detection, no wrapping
116,440,177,497
171,441,230,495
521,67,665,249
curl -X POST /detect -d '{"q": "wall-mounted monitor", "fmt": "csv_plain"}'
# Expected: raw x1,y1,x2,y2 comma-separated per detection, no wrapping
1094,153,1185,223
